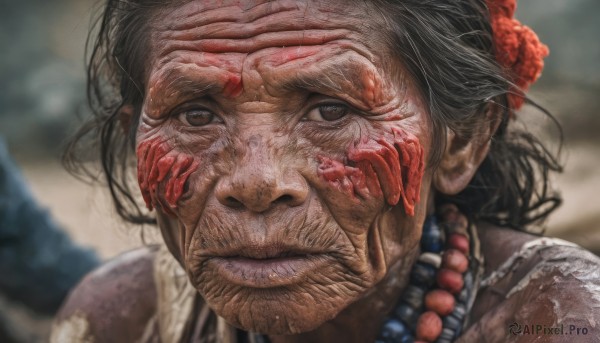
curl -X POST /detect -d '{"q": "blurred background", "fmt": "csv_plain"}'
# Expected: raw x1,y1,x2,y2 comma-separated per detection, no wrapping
0,0,599,341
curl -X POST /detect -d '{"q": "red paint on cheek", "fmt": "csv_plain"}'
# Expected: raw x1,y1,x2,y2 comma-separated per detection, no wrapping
318,128,425,216
136,138,199,214
318,157,383,201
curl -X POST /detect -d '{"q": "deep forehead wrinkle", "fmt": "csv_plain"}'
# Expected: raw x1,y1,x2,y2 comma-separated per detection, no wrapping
158,0,370,31
151,0,377,53
161,0,304,31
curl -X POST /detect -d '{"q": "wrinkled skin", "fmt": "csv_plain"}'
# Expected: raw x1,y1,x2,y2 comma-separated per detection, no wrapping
52,1,600,342
135,0,431,338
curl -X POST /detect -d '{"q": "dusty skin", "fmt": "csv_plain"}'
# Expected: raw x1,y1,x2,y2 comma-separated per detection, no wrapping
134,0,432,337
54,1,600,342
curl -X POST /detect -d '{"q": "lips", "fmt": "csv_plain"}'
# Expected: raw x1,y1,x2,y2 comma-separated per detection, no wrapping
204,244,330,288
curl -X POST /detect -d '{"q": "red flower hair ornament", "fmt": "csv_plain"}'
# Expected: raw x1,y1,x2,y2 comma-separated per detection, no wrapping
488,0,549,111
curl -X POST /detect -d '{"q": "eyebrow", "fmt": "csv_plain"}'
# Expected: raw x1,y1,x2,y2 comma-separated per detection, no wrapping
147,58,386,112
282,66,348,96
276,60,384,109
156,67,221,98
144,66,224,116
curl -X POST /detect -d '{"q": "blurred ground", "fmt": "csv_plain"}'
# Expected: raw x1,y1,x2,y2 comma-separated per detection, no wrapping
16,159,159,259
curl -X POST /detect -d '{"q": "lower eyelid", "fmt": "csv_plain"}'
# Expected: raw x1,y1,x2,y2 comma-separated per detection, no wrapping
304,104,348,121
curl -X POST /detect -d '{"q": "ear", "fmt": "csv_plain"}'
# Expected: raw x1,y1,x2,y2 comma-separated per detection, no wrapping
433,106,502,195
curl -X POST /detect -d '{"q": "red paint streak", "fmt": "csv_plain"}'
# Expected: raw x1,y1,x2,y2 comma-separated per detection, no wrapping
222,74,243,98
318,128,424,216
137,138,199,214
317,157,382,200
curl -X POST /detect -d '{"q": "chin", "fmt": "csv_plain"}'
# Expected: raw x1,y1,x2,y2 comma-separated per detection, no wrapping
212,286,349,335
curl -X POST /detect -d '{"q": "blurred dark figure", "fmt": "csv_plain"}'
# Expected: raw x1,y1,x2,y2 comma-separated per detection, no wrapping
0,138,99,342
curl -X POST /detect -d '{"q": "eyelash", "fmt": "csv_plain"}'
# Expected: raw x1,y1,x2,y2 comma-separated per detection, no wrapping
169,97,361,127
302,103,348,122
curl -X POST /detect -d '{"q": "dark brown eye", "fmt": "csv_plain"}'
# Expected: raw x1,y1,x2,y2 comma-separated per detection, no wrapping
319,105,347,121
180,109,216,126
305,104,348,122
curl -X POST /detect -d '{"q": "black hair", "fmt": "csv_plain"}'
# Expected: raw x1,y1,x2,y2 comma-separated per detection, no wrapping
64,0,562,230
365,0,562,229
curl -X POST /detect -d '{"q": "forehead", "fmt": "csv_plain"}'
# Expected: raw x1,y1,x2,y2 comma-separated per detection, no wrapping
150,0,382,43
144,0,401,113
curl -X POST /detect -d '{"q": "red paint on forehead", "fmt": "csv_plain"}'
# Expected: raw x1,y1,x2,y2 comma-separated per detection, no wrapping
317,127,424,216
223,74,244,98
137,137,199,214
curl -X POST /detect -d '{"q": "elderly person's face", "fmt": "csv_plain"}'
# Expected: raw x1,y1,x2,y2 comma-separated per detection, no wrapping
136,0,434,335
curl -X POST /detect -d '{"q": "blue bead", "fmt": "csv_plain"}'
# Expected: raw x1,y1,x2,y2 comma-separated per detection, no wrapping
458,286,469,303
394,303,419,328
400,335,415,343
463,271,473,288
421,217,443,253
445,304,467,339
437,328,455,342
422,215,438,232
454,324,463,338
402,285,425,309
463,271,474,289
442,314,461,330
452,303,466,320
410,262,437,287
380,319,408,340
458,271,473,302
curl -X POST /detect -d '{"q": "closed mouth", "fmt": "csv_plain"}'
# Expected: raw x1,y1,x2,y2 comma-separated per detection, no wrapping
206,246,330,288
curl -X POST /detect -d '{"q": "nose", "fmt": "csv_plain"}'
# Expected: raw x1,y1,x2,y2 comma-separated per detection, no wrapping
215,137,309,213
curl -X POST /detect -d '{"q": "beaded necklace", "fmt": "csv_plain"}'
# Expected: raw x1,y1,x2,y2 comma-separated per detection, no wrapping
376,204,480,343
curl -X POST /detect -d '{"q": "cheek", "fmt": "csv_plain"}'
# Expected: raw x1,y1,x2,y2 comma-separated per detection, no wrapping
136,137,199,214
317,127,425,216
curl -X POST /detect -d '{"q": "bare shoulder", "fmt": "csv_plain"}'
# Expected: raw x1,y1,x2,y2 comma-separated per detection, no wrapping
460,224,600,342
51,245,160,343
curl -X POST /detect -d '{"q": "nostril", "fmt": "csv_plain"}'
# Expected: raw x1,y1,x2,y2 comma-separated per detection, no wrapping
224,196,244,208
273,194,294,205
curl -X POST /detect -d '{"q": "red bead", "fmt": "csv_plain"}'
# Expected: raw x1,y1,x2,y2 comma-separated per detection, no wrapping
425,289,456,316
416,311,442,342
442,249,469,273
444,210,468,226
448,233,469,254
437,269,464,294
